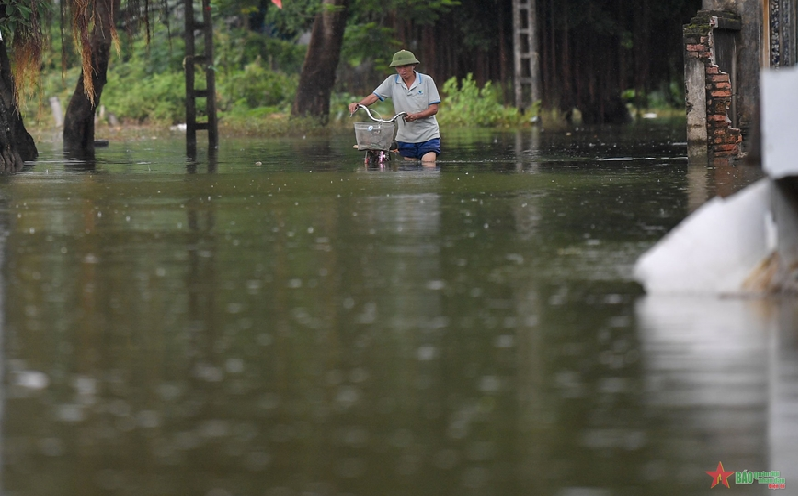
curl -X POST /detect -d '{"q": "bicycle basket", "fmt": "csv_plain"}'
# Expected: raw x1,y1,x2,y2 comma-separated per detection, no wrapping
354,122,395,151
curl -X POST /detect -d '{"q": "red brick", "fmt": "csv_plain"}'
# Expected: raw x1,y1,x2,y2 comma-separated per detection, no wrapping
687,44,706,52
714,82,731,90
715,134,740,145
715,144,738,153
706,66,720,74
711,90,731,98
710,74,730,83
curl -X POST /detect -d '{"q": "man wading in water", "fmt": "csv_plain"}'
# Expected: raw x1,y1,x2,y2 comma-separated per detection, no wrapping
348,50,441,164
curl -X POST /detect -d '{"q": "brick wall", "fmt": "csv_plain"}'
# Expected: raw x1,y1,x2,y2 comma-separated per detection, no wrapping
684,11,743,165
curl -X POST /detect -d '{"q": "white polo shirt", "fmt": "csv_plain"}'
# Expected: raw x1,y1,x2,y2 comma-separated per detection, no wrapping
373,71,441,143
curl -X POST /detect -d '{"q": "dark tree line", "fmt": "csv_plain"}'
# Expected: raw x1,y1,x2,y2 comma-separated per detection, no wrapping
426,0,700,123
299,0,703,124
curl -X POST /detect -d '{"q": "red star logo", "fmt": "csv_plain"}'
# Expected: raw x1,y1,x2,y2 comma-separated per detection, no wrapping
706,461,735,488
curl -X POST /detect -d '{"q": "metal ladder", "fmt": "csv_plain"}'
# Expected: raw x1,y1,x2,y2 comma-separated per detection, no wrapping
512,0,539,113
184,0,218,155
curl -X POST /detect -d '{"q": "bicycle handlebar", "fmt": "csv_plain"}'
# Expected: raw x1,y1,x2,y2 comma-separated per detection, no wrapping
351,104,407,123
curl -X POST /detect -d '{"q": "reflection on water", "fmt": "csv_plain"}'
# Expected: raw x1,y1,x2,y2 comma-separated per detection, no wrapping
0,122,794,495
638,297,798,488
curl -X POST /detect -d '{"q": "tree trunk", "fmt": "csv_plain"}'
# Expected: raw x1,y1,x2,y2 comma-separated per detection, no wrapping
633,0,651,112
498,1,509,94
63,0,119,157
0,40,37,173
291,0,351,123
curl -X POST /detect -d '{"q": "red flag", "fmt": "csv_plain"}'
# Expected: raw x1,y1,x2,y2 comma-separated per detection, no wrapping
272,0,282,8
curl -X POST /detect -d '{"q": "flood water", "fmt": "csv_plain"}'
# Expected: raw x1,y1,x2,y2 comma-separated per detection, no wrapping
1,121,796,496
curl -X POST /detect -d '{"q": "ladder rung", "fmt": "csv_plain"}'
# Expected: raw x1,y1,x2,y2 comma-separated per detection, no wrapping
194,122,210,130
192,90,211,98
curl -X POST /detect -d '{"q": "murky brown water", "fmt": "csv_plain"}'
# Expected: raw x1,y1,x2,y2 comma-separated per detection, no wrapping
1,122,795,496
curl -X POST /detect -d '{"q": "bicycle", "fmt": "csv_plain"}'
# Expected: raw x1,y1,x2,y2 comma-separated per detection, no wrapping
350,104,407,167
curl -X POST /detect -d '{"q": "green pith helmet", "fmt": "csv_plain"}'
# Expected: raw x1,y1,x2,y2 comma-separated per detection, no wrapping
390,50,420,67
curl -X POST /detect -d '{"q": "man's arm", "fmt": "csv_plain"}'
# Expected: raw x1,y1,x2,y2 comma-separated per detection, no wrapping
348,94,380,115
405,103,439,122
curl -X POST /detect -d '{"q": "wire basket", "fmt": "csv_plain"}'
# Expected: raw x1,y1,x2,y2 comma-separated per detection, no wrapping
354,122,395,151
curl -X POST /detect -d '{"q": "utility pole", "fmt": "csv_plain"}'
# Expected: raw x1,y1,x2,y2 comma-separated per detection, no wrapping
184,0,218,157
512,0,540,114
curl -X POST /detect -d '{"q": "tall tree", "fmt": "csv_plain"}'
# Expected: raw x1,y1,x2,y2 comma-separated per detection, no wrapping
291,0,350,122
0,38,37,172
63,0,121,157
0,2,42,172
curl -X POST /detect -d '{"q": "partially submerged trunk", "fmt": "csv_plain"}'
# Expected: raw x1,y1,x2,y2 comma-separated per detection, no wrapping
63,0,118,157
0,39,38,173
291,0,350,123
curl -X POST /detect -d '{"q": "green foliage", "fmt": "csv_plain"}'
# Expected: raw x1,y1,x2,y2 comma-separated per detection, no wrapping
264,0,321,36
103,69,186,124
0,0,52,35
439,74,521,127
215,28,306,74
341,22,398,69
383,0,459,25
217,59,298,111
22,20,303,127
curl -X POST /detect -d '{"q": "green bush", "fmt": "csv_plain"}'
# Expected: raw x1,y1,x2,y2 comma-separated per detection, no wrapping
102,68,186,124
217,59,298,111
439,73,521,127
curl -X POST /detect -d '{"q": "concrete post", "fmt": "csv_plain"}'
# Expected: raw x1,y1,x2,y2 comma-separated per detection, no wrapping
685,58,708,162
733,0,762,155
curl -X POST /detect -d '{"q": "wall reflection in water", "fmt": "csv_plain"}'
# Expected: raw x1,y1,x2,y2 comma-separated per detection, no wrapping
637,296,798,487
